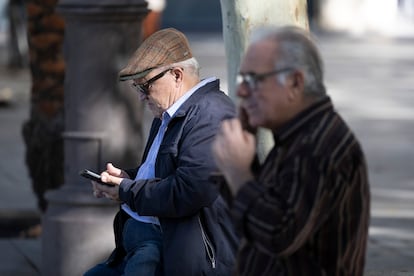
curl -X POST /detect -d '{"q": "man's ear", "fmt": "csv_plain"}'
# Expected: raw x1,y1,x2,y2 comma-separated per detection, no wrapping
287,70,304,100
171,67,183,82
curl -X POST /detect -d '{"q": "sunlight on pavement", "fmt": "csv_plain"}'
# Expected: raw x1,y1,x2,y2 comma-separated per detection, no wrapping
370,226,414,243
329,87,414,120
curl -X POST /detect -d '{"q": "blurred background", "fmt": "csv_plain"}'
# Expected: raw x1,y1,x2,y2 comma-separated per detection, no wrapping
1,0,414,72
1,0,414,275
1,0,414,74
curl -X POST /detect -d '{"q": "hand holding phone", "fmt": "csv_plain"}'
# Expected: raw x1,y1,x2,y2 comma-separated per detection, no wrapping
79,169,114,187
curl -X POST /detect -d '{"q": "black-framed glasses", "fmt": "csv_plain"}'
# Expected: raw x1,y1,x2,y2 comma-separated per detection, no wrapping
131,68,172,95
236,67,294,91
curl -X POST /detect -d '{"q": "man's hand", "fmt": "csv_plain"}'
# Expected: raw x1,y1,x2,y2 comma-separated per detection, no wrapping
92,163,128,202
106,162,130,179
212,118,256,196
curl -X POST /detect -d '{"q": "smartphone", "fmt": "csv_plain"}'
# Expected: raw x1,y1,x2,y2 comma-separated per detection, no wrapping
79,169,113,187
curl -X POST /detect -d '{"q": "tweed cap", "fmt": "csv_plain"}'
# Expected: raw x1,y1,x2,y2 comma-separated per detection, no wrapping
119,28,193,81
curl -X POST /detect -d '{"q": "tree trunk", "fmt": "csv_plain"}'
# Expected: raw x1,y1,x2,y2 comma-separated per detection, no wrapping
22,0,65,212
220,0,309,160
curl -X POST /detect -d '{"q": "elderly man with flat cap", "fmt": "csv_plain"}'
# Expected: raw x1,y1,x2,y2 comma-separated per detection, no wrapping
84,28,238,276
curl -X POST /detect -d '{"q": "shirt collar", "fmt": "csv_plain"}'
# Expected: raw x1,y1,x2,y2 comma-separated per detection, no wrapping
162,77,217,120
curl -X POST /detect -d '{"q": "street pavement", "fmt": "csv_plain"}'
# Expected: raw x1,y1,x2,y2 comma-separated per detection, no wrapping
1,31,414,275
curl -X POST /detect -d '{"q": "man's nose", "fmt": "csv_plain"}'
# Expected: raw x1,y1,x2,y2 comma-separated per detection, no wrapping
236,83,250,98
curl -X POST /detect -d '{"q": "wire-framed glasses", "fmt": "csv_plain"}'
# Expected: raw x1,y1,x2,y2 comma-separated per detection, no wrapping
236,67,294,91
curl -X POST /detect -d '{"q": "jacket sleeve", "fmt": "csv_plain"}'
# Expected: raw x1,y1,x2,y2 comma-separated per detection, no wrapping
119,97,236,218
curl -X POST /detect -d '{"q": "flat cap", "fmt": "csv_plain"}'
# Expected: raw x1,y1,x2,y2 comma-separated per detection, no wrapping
119,28,193,81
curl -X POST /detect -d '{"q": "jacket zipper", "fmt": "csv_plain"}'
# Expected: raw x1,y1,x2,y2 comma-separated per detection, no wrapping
198,217,216,269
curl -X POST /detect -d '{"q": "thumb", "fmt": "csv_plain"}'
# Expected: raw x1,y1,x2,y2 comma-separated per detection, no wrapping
107,163,122,177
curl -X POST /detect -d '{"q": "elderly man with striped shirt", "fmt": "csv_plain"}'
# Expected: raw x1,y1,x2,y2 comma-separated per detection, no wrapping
212,25,370,276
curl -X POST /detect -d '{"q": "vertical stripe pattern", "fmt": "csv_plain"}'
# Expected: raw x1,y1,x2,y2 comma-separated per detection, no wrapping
232,97,370,276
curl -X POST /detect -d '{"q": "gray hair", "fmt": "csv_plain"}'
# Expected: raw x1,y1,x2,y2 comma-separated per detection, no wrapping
166,57,200,77
250,25,326,98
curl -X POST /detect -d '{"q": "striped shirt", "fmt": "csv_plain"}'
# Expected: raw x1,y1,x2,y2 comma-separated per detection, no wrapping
232,97,370,276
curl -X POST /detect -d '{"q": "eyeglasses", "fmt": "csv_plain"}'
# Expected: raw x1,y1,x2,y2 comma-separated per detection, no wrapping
131,68,172,95
236,67,294,91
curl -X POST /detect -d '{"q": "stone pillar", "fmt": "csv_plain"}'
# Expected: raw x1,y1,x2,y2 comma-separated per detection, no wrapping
41,1,148,275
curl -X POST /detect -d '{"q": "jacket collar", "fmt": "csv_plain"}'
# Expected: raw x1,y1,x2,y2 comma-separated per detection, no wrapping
274,96,333,145
173,78,220,118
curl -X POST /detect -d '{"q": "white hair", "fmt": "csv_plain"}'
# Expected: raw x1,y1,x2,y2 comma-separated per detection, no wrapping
250,25,326,98
167,57,200,77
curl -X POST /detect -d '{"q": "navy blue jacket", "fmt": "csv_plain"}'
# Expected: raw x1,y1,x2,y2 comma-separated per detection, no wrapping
110,79,239,275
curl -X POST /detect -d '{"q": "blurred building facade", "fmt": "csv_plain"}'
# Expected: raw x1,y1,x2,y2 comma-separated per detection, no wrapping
160,0,414,37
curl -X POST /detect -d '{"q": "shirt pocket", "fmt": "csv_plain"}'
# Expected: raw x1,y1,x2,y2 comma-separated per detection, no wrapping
157,143,179,176
158,143,178,156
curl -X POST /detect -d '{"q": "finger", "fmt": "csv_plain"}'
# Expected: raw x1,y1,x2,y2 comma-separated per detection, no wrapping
93,190,105,198
221,119,243,142
92,182,104,197
101,172,116,185
243,130,255,144
217,120,228,134
220,120,233,136
212,135,229,166
227,118,242,133
107,163,122,177
229,118,242,133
